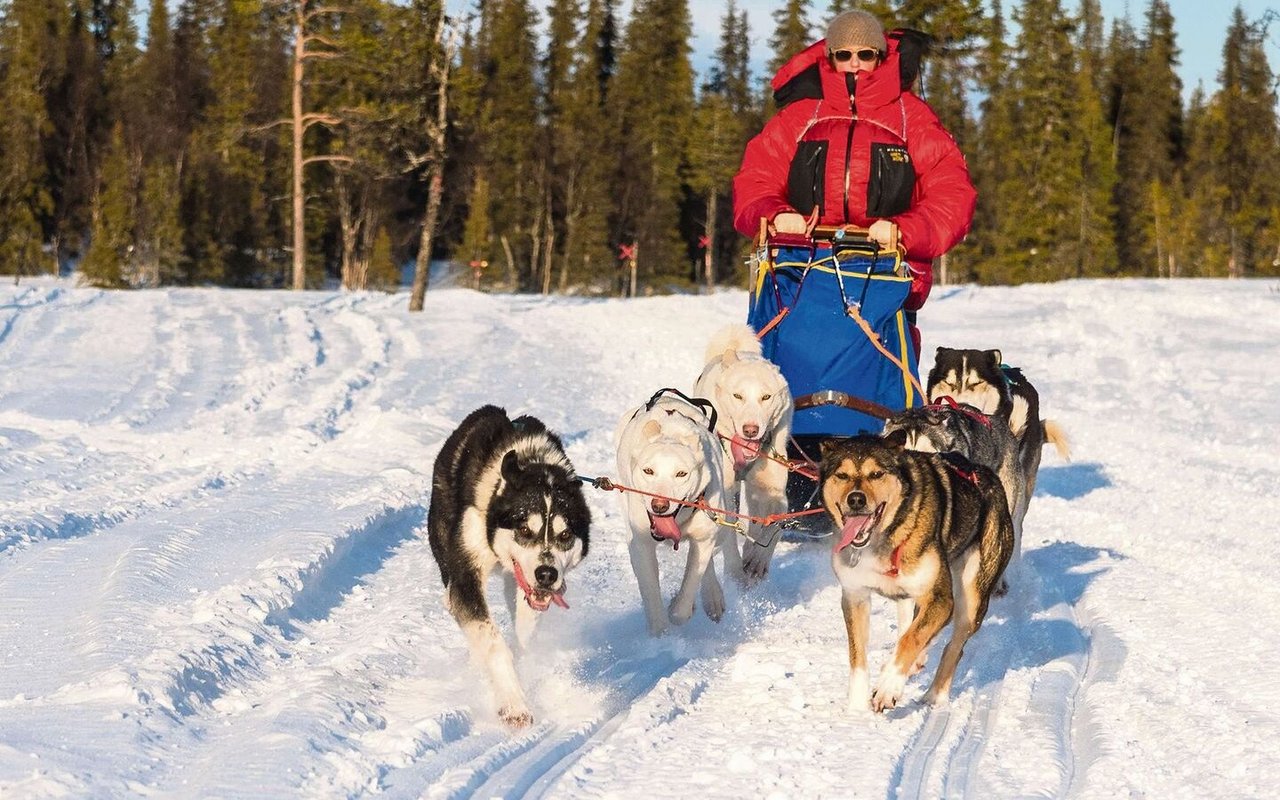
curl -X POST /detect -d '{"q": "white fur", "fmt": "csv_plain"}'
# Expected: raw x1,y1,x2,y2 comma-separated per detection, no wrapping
615,397,742,635
693,324,793,581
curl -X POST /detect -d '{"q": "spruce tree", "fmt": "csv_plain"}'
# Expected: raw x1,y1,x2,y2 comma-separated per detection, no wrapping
990,0,1096,282
480,0,542,290
1194,6,1280,277
1112,0,1184,275
609,0,695,286
0,0,57,278
767,0,813,76
549,0,614,291
81,122,137,288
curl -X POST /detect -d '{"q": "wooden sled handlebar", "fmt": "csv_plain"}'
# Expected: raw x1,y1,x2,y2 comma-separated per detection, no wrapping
754,217,900,254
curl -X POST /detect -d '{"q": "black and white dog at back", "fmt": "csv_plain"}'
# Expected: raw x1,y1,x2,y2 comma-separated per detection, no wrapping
427,404,591,729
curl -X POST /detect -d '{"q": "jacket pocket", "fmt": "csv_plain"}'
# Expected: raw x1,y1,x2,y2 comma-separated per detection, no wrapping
866,142,915,217
787,141,827,218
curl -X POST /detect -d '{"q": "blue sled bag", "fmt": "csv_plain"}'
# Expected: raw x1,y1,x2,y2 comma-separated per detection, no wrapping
748,241,921,437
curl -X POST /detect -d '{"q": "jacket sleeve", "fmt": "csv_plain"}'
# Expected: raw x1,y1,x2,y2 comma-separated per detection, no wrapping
732,104,809,238
891,98,977,263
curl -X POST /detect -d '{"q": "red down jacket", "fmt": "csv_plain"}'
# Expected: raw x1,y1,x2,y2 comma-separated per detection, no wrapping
733,34,976,312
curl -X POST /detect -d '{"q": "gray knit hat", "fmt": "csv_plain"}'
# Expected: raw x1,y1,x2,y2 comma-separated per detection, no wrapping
825,10,887,56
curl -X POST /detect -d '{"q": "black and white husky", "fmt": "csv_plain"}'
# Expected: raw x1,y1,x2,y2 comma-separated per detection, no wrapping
427,405,591,729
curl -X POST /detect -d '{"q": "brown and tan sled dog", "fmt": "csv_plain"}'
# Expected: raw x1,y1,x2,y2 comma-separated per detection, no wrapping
819,433,1014,712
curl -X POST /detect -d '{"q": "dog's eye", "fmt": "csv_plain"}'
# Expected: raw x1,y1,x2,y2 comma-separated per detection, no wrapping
761,394,771,401
868,470,885,480
675,470,688,478
558,529,573,542
835,471,852,481
733,392,743,400
643,467,655,475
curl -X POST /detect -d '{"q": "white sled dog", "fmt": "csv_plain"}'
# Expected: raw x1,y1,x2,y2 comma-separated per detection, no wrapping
693,324,793,580
427,405,592,729
615,394,742,635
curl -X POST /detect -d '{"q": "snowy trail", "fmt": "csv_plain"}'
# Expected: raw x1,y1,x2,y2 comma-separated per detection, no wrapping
2,278,1279,798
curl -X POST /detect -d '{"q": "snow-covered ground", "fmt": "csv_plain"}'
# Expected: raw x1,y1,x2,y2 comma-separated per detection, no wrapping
0,276,1277,799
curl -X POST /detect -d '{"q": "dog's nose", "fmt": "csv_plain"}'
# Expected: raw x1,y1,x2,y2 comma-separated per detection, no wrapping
742,423,760,439
650,498,671,514
534,565,558,588
846,490,867,511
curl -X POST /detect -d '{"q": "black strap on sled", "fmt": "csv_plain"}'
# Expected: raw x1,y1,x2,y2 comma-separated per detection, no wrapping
644,387,718,433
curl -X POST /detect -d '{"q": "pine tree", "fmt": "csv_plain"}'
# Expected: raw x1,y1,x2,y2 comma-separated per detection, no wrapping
1193,6,1280,277
767,0,813,76
549,0,614,292
609,0,695,286
1111,0,1184,274
961,0,1008,280
366,226,399,291
989,0,1098,282
0,0,58,278
81,122,137,288
480,0,542,290
691,0,754,288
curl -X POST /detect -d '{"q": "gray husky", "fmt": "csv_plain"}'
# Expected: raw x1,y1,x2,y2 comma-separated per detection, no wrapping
883,402,1026,569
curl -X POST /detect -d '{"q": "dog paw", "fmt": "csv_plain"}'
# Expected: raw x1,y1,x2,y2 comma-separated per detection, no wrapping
994,576,1009,597
668,600,694,627
872,669,908,713
741,545,771,583
702,585,726,622
498,706,534,730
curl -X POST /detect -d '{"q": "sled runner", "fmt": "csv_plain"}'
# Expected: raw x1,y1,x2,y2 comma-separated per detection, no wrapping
747,222,923,519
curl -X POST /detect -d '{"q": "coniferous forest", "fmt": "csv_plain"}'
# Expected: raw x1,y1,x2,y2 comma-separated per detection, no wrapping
1,0,1277,302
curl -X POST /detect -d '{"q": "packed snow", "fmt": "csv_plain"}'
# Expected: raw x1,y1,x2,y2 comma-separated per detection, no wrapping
0,275,1277,798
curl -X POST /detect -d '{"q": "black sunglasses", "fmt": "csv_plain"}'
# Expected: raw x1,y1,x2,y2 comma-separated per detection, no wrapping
833,48,881,63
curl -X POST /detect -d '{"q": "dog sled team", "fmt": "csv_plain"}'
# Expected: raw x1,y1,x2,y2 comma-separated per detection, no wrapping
427,9,1071,729
428,324,1068,727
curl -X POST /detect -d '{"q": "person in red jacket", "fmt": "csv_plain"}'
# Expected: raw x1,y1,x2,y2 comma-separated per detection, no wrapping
733,10,976,344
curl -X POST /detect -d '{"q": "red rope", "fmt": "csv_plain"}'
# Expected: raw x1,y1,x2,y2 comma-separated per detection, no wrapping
586,476,826,529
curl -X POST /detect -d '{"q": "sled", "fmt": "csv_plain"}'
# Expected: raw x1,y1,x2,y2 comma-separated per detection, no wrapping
747,221,923,521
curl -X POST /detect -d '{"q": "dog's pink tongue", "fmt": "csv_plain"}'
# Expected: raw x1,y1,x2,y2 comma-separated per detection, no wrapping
649,513,683,548
730,438,761,471
835,514,875,552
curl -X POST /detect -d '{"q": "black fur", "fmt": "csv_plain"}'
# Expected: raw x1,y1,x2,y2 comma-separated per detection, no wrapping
427,405,591,623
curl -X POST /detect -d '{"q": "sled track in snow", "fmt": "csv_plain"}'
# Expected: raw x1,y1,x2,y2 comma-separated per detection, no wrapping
889,565,1095,799
425,651,687,800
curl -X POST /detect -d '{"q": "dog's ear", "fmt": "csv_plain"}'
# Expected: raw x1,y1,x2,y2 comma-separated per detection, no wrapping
818,438,839,458
988,349,1002,367
642,419,663,441
501,450,522,482
721,347,738,365
882,428,909,449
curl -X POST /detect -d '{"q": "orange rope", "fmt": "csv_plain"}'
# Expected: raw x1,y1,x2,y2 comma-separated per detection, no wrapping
844,303,926,400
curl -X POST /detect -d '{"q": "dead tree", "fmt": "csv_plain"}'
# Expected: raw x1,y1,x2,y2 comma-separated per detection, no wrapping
407,6,456,312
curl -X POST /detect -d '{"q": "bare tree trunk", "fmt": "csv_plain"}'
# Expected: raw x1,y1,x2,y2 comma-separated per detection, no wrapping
336,174,358,289
558,171,579,293
410,171,444,310
541,187,555,295
291,3,306,290
409,8,455,312
703,192,716,292
501,234,518,287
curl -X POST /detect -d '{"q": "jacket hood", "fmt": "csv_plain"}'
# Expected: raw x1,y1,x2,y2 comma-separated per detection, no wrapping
771,29,932,114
